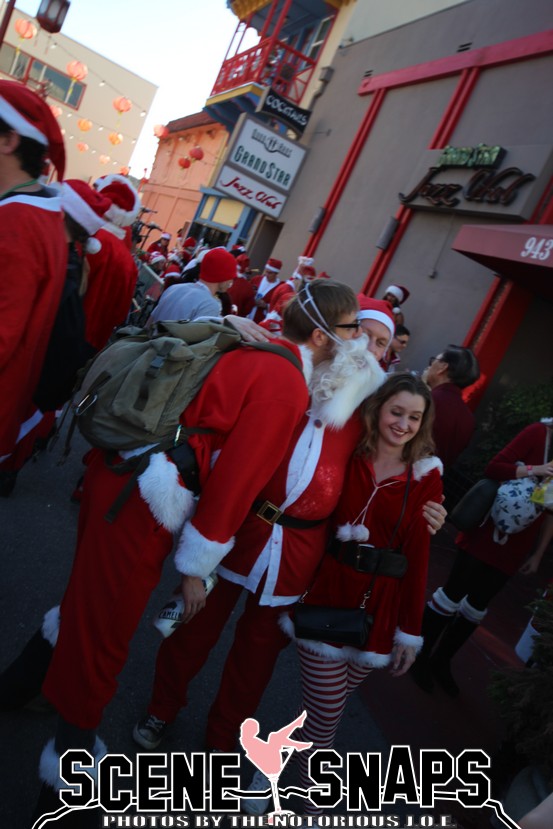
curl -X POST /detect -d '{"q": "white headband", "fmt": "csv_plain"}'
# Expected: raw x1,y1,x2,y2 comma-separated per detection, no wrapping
297,283,342,346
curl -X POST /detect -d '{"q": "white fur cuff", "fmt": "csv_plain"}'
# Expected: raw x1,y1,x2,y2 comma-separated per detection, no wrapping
39,737,107,791
42,606,61,647
395,628,423,651
138,452,196,533
174,521,234,578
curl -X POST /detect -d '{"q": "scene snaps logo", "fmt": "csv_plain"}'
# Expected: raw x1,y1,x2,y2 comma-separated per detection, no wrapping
34,713,524,829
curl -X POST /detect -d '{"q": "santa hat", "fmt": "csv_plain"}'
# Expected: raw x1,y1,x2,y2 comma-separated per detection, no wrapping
298,255,314,268
317,271,331,280
357,295,396,343
236,253,250,270
302,265,317,280
94,174,141,227
183,236,197,249
384,284,410,304
265,258,282,273
200,247,237,284
150,252,167,267
59,180,112,253
232,244,246,253
168,252,183,266
0,80,65,179
161,232,171,241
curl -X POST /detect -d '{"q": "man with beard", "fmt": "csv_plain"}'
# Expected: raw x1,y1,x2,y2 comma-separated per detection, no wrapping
132,290,445,768
29,279,359,822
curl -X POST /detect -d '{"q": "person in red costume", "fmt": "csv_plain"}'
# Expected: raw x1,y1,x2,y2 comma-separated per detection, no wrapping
280,372,442,818
248,257,283,322
94,173,141,251
411,418,553,698
228,253,256,316
0,81,67,469
30,279,359,823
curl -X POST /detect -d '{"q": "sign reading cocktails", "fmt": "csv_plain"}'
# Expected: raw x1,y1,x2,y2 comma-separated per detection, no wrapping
214,115,308,218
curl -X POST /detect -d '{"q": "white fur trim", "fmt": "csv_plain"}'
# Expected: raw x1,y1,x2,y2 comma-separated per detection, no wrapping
459,597,486,623
85,237,102,254
280,614,390,668
413,456,443,480
358,309,394,342
0,96,47,144
394,628,423,652
102,222,126,240
42,606,60,648
336,523,370,542
95,175,141,226
431,586,461,615
39,737,107,792
61,182,106,236
174,521,234,579
298,344,314,387
384,285,404,303
137,452,196,533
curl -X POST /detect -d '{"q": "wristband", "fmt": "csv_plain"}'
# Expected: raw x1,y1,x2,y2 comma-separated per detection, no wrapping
527,465,533,476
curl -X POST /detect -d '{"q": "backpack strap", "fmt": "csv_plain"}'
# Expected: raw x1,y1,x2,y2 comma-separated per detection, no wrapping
242,341,303,373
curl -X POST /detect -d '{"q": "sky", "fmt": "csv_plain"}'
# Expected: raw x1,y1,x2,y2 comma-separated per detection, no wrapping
15,0,256,176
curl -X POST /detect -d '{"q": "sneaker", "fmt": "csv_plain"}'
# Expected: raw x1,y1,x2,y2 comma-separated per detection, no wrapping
242,769,272,815
132,714,168,749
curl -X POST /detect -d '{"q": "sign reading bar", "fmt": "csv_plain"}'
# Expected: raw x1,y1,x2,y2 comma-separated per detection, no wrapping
257,87,312,136
214,114,308,217
398,144,553,220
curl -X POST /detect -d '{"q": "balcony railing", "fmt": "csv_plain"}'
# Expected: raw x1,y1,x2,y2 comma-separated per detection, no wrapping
210,38,317,104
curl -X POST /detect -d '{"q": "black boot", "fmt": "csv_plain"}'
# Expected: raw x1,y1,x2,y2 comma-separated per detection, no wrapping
0,626,54,711
409,606,454,693
429,615,479,698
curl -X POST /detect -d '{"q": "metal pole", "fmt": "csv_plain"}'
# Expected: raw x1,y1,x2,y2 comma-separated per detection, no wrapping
0,0,17,50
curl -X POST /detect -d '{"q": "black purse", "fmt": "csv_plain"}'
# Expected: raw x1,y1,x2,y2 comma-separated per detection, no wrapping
448,478,499,531
292,467,412,648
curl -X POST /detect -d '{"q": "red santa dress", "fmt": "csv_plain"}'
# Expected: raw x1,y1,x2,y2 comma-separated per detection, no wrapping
0,191,66,459
41,340,310,729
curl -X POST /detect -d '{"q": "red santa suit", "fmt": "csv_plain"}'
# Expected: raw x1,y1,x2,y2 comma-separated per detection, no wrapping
0,191,66,459
145,345,387,750
227,273,255,317
82,225,138,351
260,279,297,334
248,273,281,323
42,340,311,729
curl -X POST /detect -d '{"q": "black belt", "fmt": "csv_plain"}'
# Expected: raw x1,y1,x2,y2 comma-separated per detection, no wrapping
329,540,408,579
253,500,324,529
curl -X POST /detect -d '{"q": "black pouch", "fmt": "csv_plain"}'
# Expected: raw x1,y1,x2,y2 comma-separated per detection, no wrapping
293,603,373,648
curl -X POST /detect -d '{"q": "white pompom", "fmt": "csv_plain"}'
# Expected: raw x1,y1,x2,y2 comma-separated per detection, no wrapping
336,523,354,542
86,237,102,254
351,524,370,542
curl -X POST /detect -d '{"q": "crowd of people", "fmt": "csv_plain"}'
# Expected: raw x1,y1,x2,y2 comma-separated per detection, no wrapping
1,79,552,829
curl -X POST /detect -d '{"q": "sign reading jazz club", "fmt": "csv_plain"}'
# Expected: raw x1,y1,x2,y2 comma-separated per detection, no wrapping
214,115,308,218
399,144,553,220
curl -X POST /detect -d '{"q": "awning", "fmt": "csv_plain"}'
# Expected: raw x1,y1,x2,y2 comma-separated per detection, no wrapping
452,223,553,300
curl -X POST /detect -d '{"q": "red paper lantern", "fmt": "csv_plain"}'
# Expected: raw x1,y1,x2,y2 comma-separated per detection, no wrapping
66,60,88,81
153,124,169,139
178,157,191,169
108,132,123,146
15,19,37,40
50,105,62,119
77,118,92,132
189,146,204,161
99,154,110,165
77,142,88,153
113,96,132,115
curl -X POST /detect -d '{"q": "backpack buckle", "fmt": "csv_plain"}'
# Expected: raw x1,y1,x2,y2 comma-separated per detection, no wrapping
74,392,97,416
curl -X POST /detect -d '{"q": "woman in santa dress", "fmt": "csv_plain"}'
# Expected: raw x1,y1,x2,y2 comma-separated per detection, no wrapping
281,372,443,815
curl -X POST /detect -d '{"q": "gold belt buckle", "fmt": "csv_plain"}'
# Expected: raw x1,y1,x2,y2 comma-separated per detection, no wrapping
256,500,283,525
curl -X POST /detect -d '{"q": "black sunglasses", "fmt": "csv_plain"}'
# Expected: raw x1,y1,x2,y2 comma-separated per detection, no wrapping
333,320,361,330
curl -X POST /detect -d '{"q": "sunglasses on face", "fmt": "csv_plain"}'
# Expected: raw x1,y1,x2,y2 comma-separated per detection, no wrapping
333,320,361,330
429,355,445,366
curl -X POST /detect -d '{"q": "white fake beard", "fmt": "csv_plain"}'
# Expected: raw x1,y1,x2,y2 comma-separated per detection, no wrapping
310,333,379,407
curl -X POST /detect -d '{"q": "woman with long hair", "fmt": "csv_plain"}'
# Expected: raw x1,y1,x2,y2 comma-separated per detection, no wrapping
282,372,443,816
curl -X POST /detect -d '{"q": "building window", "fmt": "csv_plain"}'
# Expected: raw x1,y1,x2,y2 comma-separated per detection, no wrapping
306,17,333,61
0,43,85,108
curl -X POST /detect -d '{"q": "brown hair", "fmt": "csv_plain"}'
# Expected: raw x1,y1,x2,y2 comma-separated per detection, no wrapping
282,278,358,343
358,372,435,463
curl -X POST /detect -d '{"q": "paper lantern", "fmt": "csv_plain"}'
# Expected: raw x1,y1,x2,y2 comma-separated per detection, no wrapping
15,19,37,40
99,154,110,165
77,118,92,132
108,132,123,146
189,146,204,161
66,60,88,81
153,124,169,139
50,105,62,119
113,96,132,115
178,157,191,169
77,142,89,153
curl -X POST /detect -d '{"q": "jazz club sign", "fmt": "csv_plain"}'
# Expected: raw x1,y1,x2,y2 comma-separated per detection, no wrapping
214,114,307,219
399,144,553,220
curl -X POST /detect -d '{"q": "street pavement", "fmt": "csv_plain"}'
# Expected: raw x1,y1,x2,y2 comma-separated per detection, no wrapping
1,430,550,828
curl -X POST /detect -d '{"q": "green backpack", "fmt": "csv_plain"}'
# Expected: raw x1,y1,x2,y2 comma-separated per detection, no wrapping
64,319,302,520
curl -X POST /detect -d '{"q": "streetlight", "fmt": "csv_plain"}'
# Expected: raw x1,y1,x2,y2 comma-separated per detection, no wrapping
36,0,71,34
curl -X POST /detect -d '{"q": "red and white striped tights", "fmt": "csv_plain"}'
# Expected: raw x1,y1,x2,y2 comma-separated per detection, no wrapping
296,644,372,814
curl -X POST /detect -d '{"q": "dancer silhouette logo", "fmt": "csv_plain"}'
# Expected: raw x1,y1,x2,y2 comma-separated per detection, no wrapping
34,712,524,829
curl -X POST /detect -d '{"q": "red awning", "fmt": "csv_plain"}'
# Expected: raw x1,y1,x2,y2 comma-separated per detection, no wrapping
452,223,553,300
